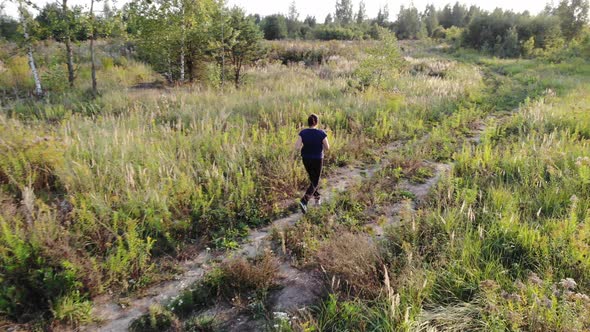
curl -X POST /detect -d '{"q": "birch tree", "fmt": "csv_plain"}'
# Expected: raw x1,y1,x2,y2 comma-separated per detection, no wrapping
17,0,43,96
61,0,75,87
89,0,99,95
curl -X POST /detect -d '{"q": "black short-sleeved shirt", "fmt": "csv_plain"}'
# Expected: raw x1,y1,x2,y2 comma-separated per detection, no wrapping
299,128,327,159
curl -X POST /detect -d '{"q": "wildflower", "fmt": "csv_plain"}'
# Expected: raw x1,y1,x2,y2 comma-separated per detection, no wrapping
274,311,289,320
543,296,552,308
573,293,590,302
479,279,498,291
575,156,590,167
507,293,522,302
560,278,577,290
528,272,543,286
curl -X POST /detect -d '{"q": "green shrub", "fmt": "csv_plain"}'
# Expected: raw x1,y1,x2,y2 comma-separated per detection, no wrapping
0,121,64,197
51,291,93,326
0,55,34,93
129,305,180,332
104,219,155,291
0,217,85,322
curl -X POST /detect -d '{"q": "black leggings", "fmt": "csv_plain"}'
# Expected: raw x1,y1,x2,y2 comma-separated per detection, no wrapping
302,158,323,204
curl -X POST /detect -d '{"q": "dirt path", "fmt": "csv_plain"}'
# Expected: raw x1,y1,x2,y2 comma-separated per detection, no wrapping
212,122,489,331
85,141,402,332
89,109,492,331
200,161,452,332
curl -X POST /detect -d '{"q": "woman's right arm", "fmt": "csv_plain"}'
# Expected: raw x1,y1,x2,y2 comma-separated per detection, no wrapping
295,136,303,150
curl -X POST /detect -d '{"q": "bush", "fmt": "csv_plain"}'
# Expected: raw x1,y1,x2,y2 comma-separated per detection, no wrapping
0,217,86,322
217,250,280,299
183,315,218,332
316,232,382,297
0,121,64,197
313,25,363,41
269,43,337,66
129,305,180,332
51,291,93,326
0,55,34,94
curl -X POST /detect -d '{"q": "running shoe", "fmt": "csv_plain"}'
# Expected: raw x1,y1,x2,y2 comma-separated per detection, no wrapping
299,200,308,214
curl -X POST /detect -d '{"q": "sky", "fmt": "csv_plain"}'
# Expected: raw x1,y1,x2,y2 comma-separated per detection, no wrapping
2,0,549,19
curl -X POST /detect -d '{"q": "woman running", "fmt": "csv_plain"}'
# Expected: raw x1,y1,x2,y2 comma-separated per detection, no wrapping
294,114,330,214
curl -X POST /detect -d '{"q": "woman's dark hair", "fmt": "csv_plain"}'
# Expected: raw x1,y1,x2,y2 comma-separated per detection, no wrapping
308,114,319,127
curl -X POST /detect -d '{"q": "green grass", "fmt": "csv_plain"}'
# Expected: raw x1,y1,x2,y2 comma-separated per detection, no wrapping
0,39,487,326
5,38,589,330
291,50,590,331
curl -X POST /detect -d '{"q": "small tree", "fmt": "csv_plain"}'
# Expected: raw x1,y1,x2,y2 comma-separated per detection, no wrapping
303,15,316,28
17,0,43,96
287,1,300,38
501,26,520,57
556,0,589,41
356,1,366,25
226,7,263,87
262,14,287,40
335,0,354,25
423,4,439,37
395,5,423,40
89,0,100,96
376,5,389,27
61,0,75,87
353,30,405,91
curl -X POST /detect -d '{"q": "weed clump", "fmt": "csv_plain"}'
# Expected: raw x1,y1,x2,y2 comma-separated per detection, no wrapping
166,251,280,319
129,305,181,332
316,232,382,297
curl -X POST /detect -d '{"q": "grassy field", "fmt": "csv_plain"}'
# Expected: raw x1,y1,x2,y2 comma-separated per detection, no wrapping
1,37,589,331
268,49,590,331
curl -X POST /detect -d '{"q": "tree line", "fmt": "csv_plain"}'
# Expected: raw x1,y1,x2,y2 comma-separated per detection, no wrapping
1,0,263,96
258,0,588,57
1,0,588,97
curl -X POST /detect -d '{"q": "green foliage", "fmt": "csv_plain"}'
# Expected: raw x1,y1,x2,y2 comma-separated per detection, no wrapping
223,7,264,87
129,304,180,332
0,13,19,41
261,14,288,40
313,25,364,41
104,219,155,290
51,291,93,326
423,4,440,37
555,0,590,41
129,0,219,82
34,3,88,42
183,315,218,332
290,46,590,331
0,121,64,196
269,42,339,66
350,31,405,90
0,55,34,93
0,39,489,328
0,217,86,322
395,5,424,40
334,0,354,25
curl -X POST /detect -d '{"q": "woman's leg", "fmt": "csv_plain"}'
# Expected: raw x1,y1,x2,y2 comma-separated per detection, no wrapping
302,158,323,204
